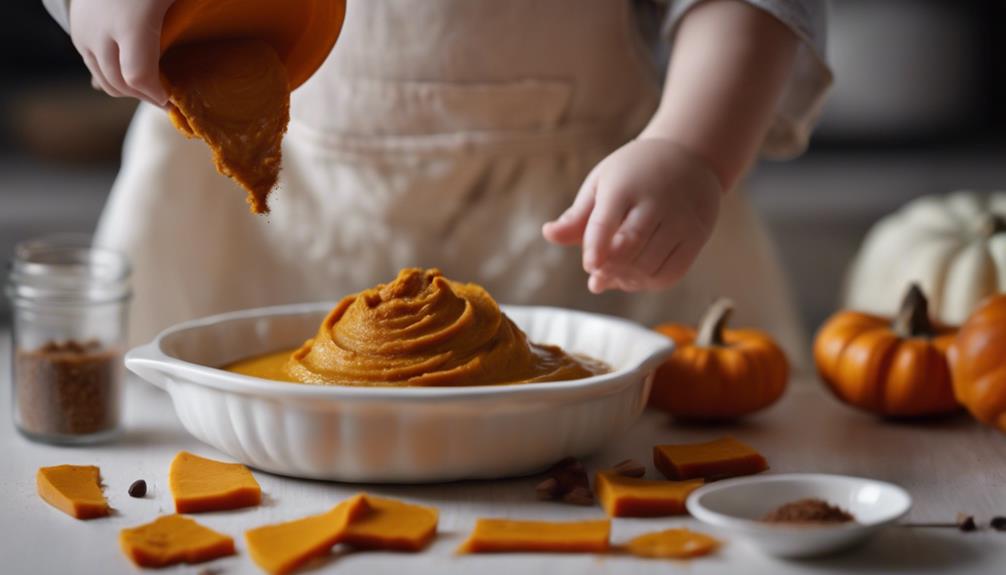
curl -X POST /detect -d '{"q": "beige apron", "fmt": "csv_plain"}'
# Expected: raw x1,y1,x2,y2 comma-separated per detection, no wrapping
96,0,807,365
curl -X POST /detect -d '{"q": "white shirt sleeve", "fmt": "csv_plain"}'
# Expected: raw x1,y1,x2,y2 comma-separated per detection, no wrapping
41,0,72,32
662,0,833,159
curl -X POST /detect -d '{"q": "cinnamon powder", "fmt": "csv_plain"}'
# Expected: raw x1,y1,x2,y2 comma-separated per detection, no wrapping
761,498,855,525
15,340,121,437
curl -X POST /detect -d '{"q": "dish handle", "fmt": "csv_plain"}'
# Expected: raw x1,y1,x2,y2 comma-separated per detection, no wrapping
638,338,676,375
124,343,172,391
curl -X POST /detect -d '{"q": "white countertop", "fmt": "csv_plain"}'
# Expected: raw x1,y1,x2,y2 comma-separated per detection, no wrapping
3,331,1005,575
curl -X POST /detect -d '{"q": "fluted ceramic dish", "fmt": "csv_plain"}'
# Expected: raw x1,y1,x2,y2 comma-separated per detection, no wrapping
125,304,674,483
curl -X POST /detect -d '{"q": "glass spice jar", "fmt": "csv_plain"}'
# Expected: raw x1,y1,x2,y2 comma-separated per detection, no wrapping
6,235,131,444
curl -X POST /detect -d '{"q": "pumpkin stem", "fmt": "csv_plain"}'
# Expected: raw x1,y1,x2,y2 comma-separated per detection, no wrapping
696,298,734,347
979,214,1006,238
892,283,933,339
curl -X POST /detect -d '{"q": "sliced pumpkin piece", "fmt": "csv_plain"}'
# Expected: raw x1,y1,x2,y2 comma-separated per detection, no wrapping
458,518,610,554
169,451,261,513
160,38,290,214
120,514,235,568
245,494,369,575
343,496,439,552
625,528,720,559
595,470,703,517
653,437,768,481
36,464,109,519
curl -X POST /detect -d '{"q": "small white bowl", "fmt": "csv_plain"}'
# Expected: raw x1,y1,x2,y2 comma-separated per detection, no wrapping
125,303,673,483
686,473,912,558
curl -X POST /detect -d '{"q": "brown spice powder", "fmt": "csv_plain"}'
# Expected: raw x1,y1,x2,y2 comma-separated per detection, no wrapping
15,340,121,437
762,498,855,525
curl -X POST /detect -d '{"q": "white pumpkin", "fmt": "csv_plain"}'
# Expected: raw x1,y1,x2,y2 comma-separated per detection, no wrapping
844,191,1006,325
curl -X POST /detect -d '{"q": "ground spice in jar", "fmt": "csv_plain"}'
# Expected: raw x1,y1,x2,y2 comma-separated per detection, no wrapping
15,340,122,437
761,498,855,525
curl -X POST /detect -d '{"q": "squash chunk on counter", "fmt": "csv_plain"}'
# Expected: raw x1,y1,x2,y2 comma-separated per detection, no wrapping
36,465,109,519
595,471,703,517
169,451,261,513
120,514,235,568
654,437,768,481
245,494,369,575
458,518,610,554
344,496,439,551
160,38,290,214
626,528,720,559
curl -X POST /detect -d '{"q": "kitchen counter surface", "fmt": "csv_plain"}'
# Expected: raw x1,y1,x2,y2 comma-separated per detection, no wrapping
3,332,1005,574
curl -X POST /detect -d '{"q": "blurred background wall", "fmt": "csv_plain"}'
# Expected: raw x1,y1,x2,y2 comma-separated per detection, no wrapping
1,0,1005,334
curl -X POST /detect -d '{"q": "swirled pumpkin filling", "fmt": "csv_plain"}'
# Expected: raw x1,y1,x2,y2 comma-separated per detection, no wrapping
225,268,607,386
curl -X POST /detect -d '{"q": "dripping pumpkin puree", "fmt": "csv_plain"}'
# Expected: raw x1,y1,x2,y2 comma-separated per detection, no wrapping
226,268,607,386
160,38,289,214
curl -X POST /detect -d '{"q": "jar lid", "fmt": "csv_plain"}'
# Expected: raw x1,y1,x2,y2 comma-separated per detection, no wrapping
5,235,131,305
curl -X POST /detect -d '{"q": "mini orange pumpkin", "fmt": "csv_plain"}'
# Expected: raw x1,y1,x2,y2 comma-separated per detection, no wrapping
948,294,1006,432
650,299,788,421
814,284,958,418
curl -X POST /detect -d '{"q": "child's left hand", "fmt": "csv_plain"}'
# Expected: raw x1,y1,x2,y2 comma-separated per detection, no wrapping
542,137,722,294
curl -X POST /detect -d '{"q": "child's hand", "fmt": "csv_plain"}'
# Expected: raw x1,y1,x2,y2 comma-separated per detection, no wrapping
542,138,721,294
69,0,175,106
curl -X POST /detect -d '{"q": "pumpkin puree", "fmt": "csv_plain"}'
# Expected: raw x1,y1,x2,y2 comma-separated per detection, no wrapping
625,528,720,559
160,38,289,214
226,268,606,386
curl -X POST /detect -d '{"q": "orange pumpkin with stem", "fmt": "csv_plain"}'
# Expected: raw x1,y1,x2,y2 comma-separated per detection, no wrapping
948,294,1006,432
814,283,958,418
650,299,788,421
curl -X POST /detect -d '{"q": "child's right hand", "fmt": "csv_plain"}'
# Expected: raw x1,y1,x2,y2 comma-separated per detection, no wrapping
69,0,175,106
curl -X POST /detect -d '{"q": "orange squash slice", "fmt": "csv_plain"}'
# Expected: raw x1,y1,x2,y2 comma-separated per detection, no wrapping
36,465,109,520
245,494,369,575
169,451,261,513
120,514,235,567
458,518,610,554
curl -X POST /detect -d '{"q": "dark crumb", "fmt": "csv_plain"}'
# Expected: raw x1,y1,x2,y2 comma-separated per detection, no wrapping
762,498,855,524
611,459,646,478
536,457,594,505
128,479,147,498
957,513,977,532
991,516,1006,531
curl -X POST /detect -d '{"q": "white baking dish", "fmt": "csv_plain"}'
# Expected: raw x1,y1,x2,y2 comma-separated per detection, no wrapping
125,303,674,483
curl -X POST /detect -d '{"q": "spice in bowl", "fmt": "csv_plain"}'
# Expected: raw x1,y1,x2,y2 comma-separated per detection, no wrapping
761,498,855,525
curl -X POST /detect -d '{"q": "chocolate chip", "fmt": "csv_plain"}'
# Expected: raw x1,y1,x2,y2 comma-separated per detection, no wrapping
535,457,594,505
956,513,977,532
991,516,1006,531
128,480,147,498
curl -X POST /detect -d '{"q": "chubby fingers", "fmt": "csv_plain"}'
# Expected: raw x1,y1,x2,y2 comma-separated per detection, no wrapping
542,168,599,246
82,48,124,98
602,203,660,272
582,190,629,283
119,30,169,106
97,40,149,101
593,221,685,293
